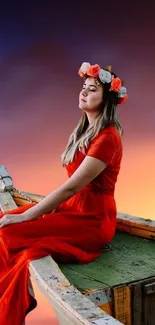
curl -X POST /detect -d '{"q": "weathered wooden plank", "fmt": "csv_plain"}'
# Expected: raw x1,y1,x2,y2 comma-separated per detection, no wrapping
61,232,155,292
113,285,131,325
144,281,155,295
117,213,155,240
129,277,155,325
84,288,113,316
117,223,155,240
117,213,155,232
0,192,17,211
30,256,123,325
0,165,13,191
130,282,142,325
143,278,155,325
93,318,122,325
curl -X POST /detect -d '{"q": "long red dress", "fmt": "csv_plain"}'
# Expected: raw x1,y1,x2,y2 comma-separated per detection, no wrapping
0,125,122,325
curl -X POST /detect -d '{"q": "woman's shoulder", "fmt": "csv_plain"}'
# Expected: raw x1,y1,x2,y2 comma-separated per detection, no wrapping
86,125,122,165
93,125,122,145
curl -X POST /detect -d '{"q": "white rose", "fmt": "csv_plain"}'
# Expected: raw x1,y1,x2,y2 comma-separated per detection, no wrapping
99,69,112,83
80,62,91,74
118,86,127,98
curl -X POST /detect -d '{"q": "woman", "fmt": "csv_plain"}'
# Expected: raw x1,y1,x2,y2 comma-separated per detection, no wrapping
0,62,128,324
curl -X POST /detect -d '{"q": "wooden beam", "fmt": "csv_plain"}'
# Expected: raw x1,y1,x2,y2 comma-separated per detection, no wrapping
0,165,13,192
117,213,155,240
0,192,17,211
84,288,113,316
30,256,123,325
113,285,131,325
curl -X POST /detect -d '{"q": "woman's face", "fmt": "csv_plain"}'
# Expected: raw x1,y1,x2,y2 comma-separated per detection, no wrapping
79,77,103,112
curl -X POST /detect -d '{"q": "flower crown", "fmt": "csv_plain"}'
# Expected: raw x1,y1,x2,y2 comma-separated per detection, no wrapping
78,62,128,104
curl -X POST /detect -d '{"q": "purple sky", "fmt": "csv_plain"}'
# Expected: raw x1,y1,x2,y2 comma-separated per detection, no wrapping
0,1,155,142
0,2,155,322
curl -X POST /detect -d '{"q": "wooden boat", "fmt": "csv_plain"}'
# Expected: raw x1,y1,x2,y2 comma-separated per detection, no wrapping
0,164,155,325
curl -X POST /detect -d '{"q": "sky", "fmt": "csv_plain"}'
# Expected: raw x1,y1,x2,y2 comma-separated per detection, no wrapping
0,1,155,323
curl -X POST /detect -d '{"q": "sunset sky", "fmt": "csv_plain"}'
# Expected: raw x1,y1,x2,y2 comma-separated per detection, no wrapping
0,1,155,324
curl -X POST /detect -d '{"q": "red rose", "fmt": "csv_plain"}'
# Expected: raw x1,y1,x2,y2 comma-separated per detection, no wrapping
87,64,100,77
111,77,122,92
117,95,129,104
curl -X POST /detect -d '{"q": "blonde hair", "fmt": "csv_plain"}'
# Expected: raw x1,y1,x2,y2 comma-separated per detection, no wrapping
61,106,123,165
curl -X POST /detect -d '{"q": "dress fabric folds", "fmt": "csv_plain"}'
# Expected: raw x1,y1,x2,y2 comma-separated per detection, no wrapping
0,125,122,325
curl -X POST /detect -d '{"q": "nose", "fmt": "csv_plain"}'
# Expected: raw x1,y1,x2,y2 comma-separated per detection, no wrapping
81,89,87,96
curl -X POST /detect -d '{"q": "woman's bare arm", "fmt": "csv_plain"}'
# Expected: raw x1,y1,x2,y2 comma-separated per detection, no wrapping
23,156,107,220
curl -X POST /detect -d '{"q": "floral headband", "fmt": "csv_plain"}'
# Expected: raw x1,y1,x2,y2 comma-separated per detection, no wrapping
78,62,128,104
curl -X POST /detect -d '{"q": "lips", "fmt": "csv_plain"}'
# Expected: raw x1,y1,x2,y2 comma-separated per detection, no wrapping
81,98,87,102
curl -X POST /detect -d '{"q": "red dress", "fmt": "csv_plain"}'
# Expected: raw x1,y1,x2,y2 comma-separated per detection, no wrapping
0,125,122,325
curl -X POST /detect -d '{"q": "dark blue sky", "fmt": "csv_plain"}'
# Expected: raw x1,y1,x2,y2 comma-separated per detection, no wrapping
0,1,155,143
0,1,155,60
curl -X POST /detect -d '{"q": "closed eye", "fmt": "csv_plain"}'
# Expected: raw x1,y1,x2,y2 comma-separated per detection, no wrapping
82,87,96,91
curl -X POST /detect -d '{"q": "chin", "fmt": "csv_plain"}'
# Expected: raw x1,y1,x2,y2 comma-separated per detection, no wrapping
79,102,89,111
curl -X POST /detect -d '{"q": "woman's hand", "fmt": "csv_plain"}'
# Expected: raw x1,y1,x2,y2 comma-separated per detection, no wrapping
0,213,29,229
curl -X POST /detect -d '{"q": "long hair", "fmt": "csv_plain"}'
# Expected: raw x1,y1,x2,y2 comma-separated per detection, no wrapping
61,72,123,166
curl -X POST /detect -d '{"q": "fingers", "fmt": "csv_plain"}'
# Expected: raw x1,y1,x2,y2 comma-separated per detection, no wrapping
0,215,11,229
0,213,29,229
0,220,9,229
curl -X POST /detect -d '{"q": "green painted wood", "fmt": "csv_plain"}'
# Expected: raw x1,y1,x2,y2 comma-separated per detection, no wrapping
59,232,155,291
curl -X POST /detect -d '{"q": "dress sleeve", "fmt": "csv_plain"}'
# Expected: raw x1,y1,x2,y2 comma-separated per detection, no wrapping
86,131,119,165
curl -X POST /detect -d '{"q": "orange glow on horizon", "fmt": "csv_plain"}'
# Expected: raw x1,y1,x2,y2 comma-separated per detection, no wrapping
6,141,155,221
26,281,59,324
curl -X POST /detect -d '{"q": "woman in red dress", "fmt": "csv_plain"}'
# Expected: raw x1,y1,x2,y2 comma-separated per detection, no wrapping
0,62,128,324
